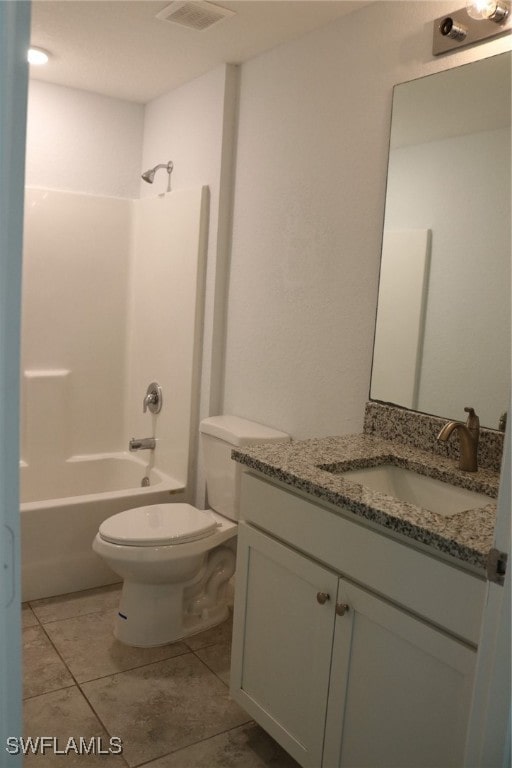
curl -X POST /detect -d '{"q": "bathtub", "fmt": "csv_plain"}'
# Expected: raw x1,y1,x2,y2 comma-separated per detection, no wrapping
20,453,185,601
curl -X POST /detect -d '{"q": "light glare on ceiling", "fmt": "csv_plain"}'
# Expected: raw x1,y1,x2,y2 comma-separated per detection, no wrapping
28,48,50,66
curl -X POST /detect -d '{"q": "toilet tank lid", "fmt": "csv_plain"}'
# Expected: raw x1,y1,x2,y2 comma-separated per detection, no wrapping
200,415,290,447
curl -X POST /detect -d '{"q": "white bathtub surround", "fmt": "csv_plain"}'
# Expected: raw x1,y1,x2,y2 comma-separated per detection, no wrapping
24,68,239,509
21,370,71,466
22,189,131,458
21,186,209,601
125,187,210,493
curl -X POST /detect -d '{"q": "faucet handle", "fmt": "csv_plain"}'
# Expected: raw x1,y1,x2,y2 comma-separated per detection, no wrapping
464,407,480,434
143,382,163,414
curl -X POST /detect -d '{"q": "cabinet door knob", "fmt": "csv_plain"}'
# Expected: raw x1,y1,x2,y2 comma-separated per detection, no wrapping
316,592,330,605
336,602,350,616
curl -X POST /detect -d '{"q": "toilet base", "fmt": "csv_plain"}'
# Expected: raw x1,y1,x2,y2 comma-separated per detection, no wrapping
113,553,233,647
114,587,230,647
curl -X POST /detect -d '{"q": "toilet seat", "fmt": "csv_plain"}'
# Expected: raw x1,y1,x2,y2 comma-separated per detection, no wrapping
98,504,220,547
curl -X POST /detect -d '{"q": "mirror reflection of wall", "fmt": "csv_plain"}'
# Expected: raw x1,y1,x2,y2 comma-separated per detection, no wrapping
371,52,511,430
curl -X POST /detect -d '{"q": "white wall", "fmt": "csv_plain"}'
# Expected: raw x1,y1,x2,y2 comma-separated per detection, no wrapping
223,0,512,440
25,80,144,198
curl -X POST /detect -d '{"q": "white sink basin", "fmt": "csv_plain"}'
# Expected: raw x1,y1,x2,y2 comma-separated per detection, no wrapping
340,464,491,518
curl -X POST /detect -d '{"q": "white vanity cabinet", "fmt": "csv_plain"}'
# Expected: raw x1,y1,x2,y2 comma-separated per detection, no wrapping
231,523,338,766
230,472,485,768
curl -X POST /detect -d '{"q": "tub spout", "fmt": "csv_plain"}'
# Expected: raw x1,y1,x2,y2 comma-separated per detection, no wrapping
129,437,156,451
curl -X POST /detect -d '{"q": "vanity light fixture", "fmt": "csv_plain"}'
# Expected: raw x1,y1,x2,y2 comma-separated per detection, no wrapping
466,0,509,21
433,0,511,54
28,47,50,66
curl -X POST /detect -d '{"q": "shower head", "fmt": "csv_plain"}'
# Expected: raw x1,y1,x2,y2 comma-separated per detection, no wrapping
141,161,174,187
141,168,156,183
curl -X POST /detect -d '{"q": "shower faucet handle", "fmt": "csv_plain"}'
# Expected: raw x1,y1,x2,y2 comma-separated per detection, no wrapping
143,382,163,414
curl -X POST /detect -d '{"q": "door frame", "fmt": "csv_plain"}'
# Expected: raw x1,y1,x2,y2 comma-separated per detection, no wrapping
0,1,31,762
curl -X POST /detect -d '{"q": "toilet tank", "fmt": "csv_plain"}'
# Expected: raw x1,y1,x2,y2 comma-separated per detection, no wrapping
199,415,290,521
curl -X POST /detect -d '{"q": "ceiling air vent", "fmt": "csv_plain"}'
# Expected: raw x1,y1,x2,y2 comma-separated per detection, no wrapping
156,1,235,31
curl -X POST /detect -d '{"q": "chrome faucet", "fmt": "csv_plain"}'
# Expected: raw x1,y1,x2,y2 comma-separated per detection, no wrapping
129,437,156,452
437,407,480,472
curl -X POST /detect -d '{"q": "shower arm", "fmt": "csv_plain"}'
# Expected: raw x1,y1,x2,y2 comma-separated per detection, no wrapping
153,162,173,176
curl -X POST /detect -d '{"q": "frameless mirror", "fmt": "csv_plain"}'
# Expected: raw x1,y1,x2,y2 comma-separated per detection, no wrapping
371,52,511,430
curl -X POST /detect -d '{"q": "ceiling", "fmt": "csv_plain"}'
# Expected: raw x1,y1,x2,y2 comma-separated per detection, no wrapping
29,1,367,104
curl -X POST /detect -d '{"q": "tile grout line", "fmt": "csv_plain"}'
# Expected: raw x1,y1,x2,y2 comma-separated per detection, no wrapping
127,720,255,768
23,588,239,767
190,647,231,689
76,647,240,767
30,600,203,683
27,583,123,612
23,681,76,703
72,684,132,768
25,619,131,766
28,600,122,627
77,646,193,685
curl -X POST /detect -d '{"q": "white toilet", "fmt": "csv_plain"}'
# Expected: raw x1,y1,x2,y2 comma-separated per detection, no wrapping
93,415,290,647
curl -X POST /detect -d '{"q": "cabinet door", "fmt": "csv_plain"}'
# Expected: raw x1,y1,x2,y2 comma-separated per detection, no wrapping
323,580,477,768
231,523,338,768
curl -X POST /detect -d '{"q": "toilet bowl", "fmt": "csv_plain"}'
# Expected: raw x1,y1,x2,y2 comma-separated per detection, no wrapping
93,415,290,647
93,505,237,646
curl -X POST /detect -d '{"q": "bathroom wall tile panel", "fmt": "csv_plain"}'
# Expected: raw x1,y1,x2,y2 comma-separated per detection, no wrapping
143,722,300,768
80,654,251,767
43,609,189,683
23,686,126,767
22,625,74,699
126,189,208,487
22,188,131,459
22,369,72,466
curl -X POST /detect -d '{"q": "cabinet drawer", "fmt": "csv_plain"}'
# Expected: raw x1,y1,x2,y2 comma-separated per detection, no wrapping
241,471,485,645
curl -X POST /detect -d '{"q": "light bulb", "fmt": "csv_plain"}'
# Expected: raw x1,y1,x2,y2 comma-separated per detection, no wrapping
28,47,49,66
466,0,509,20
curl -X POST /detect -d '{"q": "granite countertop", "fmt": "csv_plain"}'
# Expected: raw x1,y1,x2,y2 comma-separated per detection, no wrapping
232,433,500,572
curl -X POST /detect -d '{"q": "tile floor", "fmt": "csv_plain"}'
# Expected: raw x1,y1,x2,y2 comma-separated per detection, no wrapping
22,584,299,767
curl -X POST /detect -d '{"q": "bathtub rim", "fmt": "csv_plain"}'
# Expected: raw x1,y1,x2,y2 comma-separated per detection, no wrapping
20,451,185,511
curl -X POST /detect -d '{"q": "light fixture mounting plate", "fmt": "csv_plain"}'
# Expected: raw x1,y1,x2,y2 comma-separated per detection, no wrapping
433,6,512,55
